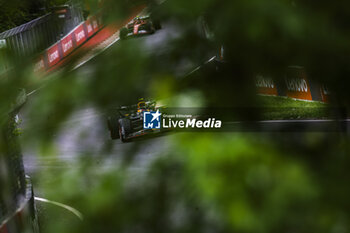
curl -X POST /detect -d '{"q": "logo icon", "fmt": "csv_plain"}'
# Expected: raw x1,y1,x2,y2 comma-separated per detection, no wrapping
144,110,162,129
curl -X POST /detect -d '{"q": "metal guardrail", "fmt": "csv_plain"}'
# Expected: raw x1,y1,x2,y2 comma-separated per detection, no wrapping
0,90,28,227
0,102,39,233
0,177,39,233
0,114,26,224
0,3,84,57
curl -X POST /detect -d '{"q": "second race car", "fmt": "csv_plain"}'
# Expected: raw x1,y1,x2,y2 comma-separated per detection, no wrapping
119,16,161,40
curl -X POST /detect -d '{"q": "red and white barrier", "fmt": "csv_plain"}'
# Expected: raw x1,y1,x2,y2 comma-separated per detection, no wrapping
33,13,104,75
33,3,147,76
46,44,61,67
320,85,331,102
74,24,87,47
256,75,278,96
61,34,74,57
256,67,330,103
285,67,313,101
85,19,95,37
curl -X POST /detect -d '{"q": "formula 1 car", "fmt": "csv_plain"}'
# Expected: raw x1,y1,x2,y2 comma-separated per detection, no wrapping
107,99,162,142
119,16,161,40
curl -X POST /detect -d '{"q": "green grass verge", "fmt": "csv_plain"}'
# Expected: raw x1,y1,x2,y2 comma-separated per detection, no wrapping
258,95,330,120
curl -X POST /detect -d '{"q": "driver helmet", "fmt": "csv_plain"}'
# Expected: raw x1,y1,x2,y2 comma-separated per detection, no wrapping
137,98,146,112
134,17,141,24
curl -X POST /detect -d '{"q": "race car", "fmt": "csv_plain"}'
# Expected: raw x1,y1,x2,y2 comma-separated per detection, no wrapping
107,99,162,142
119,16,161,40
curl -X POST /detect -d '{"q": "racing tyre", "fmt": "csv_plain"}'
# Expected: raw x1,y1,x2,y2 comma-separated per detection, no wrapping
119,118,132,143
107,116,120,140
145,23,155,34
120,27,128,40
153,20,161,30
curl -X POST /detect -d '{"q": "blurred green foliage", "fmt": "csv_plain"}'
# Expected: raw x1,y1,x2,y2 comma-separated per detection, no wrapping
2,0,350,232
0,0,68,32
32,133,350,233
